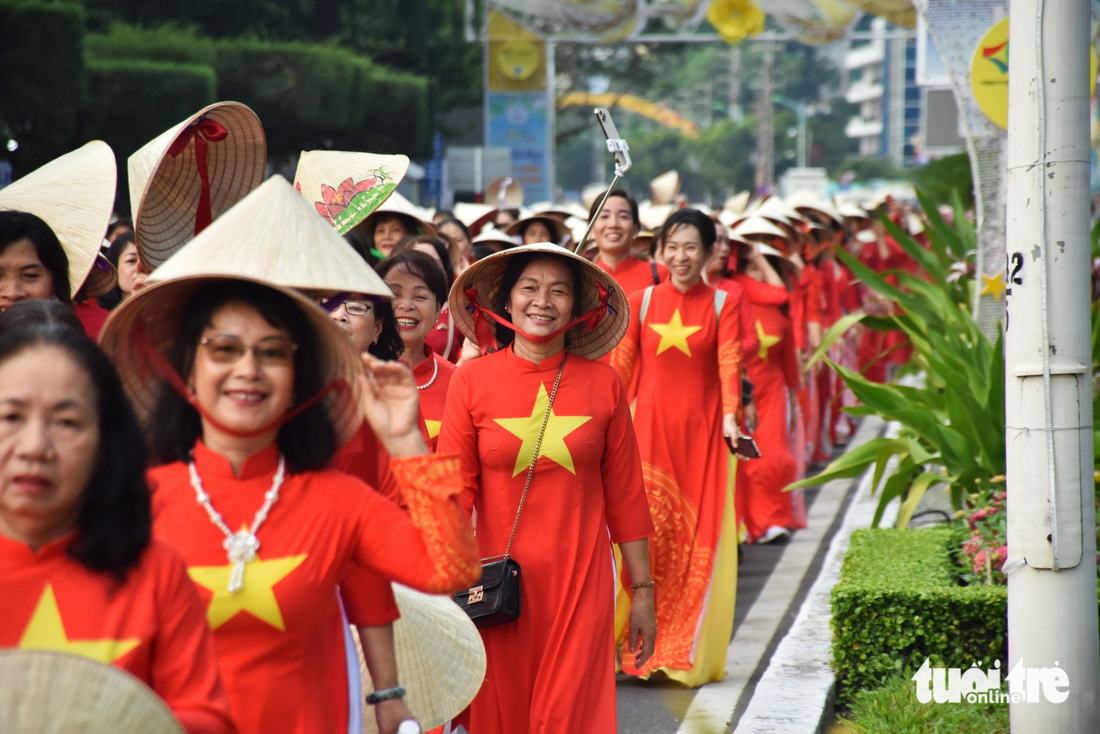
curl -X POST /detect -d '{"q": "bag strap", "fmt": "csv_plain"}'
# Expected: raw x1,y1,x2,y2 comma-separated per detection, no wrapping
483,352,568,562
650,261,660,285
638,285,655,326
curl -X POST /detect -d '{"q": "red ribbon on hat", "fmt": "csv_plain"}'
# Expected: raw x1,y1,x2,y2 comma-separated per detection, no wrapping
133,320,350,438
463,282,616,356
167,117,229,236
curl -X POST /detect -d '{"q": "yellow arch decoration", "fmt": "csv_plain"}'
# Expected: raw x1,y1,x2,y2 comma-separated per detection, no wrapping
557,92,700,138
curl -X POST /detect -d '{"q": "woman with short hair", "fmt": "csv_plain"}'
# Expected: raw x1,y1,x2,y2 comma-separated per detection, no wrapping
0,322,235,733
393,235,463,363
375,250,456,450
441,244,655,734
611,208,742,687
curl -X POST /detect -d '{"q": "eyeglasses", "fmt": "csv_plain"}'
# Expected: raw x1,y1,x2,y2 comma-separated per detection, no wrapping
199,336,298,366
342,300,374,317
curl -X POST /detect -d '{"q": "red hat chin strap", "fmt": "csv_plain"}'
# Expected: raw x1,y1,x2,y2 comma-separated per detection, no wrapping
133,321,349,438
167,115,229,236
463,282,617,356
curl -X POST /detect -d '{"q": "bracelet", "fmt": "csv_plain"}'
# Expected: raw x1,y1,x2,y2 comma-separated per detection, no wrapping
630,580,656,591
367,686,406,705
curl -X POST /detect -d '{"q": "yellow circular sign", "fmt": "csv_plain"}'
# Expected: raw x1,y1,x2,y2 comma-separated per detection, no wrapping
971,17,1098,129
497,41,540,81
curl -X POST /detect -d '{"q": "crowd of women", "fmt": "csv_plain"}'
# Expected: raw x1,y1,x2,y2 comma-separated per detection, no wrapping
0,101,925,734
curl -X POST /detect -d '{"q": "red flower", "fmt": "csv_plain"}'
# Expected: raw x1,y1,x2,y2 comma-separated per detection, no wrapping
314,176,379,225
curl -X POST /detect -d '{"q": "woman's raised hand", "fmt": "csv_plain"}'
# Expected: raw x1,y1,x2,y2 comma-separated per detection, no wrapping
359,354,430,458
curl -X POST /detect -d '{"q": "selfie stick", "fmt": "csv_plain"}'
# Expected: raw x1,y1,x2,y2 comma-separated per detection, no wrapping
574,108,632,254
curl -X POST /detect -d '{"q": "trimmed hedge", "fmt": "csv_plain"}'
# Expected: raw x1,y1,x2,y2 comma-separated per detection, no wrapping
85,26,432,159
831,528,1008,705
0,1,86,175
82,59,217,214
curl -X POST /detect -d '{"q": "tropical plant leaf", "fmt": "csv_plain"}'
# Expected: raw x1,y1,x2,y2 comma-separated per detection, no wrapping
895,472,949,529
873,458,918,527
785,436,898,490
806,312,865,369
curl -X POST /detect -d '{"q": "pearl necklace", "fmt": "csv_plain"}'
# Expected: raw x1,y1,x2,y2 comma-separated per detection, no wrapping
416,356,439,391
188,454,286,594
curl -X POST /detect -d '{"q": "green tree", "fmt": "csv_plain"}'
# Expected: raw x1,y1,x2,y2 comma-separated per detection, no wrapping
0,1,87,176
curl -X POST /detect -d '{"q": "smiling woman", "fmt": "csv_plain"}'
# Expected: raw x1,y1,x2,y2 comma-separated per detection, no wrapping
610,207,743,688
98,274,479,734
0,322,235,733
0,212,69,309
441,243,654,734
375,250,456,450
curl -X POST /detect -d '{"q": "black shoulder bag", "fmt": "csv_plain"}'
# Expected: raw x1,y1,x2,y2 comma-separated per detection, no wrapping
454,353,568,628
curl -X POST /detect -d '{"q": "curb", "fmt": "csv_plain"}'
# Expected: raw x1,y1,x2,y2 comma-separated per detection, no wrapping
732,419,901,734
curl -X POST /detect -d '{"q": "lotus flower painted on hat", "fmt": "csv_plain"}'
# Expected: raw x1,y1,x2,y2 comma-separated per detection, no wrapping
301,167,398,232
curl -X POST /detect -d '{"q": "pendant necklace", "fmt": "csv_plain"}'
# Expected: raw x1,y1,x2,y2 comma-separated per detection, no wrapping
189,454,286,593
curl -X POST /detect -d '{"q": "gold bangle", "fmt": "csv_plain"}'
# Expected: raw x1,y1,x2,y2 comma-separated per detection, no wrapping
629,580,656,591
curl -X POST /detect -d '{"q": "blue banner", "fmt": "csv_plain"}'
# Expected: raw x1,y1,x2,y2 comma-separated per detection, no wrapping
487,92,551,202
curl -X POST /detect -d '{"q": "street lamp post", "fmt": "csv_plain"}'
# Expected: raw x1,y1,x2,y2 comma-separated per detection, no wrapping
1005,0,1100,729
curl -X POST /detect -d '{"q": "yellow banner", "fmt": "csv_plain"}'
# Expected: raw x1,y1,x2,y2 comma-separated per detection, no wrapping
488,10,546,92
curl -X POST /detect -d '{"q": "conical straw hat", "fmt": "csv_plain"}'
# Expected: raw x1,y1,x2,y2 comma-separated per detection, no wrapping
472,226,517,251
581,183,607,211
129,102,266,272
449,242,629,360
786,190,841,225
147,175,392,298
453,202,498,235
723,191,751,214
505,215,571,244
638,201,674,231
356,190,438,238
486,176,524,209
356,584,486,733
0,650,183,733
82,255,118,300
0,141,116,298
758,242,802,278
836,200,871,220
99,275,364,448
650,170,680,206
292,151,410,235
732,216,790,241
756,196,805,224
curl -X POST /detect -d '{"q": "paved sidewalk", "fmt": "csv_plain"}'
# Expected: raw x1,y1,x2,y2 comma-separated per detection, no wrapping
616,415,887,733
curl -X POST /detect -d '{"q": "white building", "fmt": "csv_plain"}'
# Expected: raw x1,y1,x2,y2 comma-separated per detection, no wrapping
843,16,921,167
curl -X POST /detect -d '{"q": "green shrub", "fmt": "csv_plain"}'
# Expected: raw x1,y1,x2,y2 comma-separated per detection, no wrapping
82,59,216,214
86,26,432,160
0,1,86,175
831,528,1008,705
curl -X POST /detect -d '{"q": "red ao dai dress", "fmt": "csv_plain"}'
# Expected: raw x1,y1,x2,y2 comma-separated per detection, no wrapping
438,346,653,734
611,280,742,686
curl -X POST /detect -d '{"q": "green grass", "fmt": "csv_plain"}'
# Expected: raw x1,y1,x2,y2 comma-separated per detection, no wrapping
837,671,1009,734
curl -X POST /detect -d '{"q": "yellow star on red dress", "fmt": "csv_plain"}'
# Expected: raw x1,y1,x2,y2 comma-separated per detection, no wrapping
425,420,442,440
494,382,592,476
188,554,307,631
649,308,702,356
18,584,140,663
756,320,780,360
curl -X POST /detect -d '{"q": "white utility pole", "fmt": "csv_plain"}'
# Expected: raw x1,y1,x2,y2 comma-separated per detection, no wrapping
1005,0,1100,729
